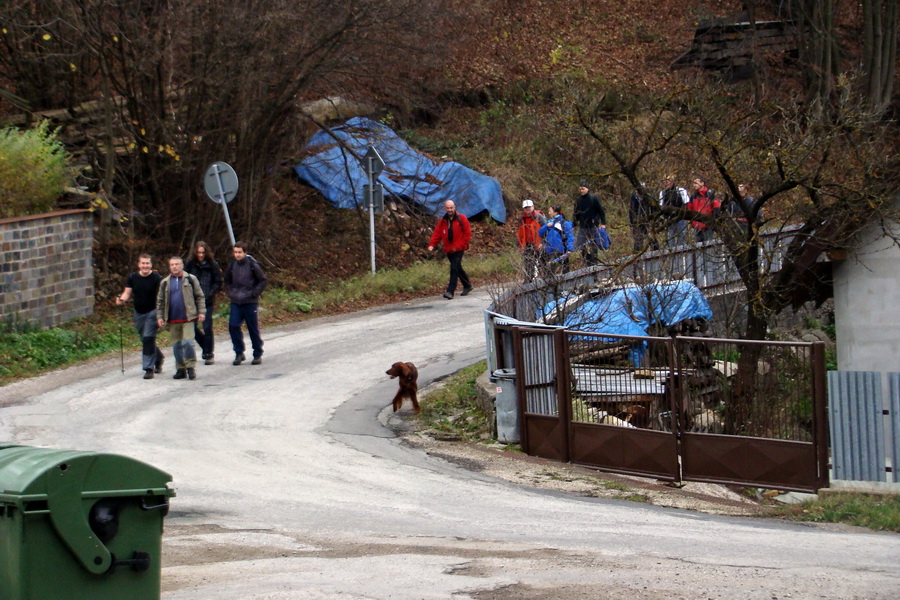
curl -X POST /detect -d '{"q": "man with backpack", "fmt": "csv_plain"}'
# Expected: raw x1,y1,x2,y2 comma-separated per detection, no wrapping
539,204,575,275
659,175,690,247
156,256,206,380
573,180,608,265
687,176,721,243
516,199,546,282
427,200,473,299
225,241,268,365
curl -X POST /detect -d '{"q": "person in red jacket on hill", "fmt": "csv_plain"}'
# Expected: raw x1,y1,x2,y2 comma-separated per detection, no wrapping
686,176,721,243
428,200,473,299
516,199,546,282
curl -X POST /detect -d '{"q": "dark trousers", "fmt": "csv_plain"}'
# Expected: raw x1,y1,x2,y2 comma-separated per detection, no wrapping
695,228,713,243
229,302,263,358
522,246,541,282
631,223,659,252
194,304,215,357
541,252,569,276
446,250,471,294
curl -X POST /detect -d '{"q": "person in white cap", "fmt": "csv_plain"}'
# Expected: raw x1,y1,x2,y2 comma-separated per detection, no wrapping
516,199,546,282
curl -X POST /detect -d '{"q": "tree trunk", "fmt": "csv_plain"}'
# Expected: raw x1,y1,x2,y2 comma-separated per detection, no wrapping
863,0,898,115
793,0,840,112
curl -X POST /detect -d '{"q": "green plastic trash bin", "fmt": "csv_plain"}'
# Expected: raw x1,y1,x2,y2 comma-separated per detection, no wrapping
0,444,175,600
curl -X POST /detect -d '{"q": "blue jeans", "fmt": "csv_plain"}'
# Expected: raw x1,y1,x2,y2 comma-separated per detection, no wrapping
667,220,687,248
229,302,263,358
133,309,163,371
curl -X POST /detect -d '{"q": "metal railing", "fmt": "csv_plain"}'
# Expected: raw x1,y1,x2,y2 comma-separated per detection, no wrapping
487,224,803,374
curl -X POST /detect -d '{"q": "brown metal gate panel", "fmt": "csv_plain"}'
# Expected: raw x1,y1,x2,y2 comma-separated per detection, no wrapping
515,328,570,463
504,325,828,492
525,415,567,461
570,423,678,480
681,433,819,492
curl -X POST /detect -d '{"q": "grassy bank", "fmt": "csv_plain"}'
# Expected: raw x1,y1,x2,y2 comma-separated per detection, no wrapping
775,492,900,532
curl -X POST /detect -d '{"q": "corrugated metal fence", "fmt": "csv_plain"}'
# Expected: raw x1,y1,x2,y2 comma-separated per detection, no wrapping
827,371,900,483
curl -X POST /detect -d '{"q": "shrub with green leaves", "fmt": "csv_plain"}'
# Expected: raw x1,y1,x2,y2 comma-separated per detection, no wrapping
0,120,71,218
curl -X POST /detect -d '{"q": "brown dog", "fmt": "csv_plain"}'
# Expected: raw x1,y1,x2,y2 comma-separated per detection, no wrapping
386,362,419,413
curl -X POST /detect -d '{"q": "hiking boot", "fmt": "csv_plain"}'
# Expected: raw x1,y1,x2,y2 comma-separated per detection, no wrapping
143,369,154,380
204,356,215,365
154,354,164,374
233,353,245,366
251,356,262,365
173,369,187,380
460,286,473,296
443,292,454,299
187,368,196,380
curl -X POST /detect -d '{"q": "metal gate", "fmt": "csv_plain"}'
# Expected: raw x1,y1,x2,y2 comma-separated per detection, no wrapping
506,326,829,492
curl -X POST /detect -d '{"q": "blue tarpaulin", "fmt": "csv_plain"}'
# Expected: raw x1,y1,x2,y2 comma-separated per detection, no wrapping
294,117,506,222
541,281,714,365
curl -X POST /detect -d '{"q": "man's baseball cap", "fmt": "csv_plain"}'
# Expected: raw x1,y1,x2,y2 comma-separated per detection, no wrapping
522,199,534,208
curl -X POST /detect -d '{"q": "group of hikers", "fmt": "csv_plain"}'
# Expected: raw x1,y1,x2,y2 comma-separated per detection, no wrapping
516,177,761,280
116,241,267,380
116,176,760,375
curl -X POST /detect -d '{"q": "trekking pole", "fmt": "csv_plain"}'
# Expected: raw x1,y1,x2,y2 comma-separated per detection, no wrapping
119,319,125,374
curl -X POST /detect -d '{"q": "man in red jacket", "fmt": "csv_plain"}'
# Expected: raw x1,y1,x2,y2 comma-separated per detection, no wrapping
428,200,473,299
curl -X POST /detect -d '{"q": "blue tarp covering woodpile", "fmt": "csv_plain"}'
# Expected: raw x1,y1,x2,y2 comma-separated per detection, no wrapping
542,281,714,365
294,117,506,222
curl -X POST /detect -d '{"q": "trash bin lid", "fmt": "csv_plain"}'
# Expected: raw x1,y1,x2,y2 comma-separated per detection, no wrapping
492,368,516,379
0,445,175,576
0,445,173,501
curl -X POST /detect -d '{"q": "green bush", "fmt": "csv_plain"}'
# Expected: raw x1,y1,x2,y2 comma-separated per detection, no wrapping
0,120,71,218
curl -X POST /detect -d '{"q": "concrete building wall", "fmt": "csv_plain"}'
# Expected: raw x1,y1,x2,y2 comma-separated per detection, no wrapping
0,209,94,328
833,214,900,373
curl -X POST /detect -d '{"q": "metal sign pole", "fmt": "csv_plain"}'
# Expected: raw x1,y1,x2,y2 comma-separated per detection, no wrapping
368,156,377,275
213,164,237,247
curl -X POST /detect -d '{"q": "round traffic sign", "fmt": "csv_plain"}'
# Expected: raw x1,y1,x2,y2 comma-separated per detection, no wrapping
204,162,239,204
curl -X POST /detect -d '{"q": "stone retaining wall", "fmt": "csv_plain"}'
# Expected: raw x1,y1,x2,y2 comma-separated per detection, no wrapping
1,209,94,328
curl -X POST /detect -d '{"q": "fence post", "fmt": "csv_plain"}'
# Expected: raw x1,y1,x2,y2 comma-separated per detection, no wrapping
554,328,571,463
810,341,830,490
667,336,683,484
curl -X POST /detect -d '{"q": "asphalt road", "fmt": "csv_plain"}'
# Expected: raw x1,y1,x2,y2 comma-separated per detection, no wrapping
1,289,898,599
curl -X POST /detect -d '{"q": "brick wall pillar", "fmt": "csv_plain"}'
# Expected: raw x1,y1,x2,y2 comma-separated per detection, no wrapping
0,209,94,328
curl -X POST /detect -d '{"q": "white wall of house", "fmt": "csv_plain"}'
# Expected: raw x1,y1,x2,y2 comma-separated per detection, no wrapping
833,209,900,373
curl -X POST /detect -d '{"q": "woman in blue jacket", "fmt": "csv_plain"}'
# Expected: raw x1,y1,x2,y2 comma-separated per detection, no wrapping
538,204,575,274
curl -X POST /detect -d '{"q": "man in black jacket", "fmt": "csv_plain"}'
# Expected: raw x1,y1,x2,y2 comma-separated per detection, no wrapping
224,241,267,366
573,180,607,265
